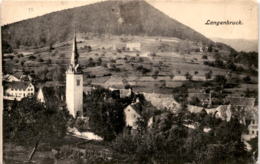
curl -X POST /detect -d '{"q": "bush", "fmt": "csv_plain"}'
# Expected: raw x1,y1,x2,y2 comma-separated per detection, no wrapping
38,58,44,62
74,117,90,132
202,55,208,59
189,96,201,106
29,55,36,60
243,76,251,83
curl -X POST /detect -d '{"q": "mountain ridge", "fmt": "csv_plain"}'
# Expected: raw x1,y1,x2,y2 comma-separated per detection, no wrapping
2,0,212,50
212,38,258,52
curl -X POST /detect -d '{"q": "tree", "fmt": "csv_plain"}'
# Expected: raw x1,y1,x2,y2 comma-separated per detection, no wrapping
205,70,213,80
169,73,175,79
243,76,251,83
189,96,201,106
185,72,192,81
2,40,13,53
214,75,227,88
208,44,213,52
226,60,237,71
3,98,69,161
85,87,128,141
35,66,49,81
202,55,208,59
52,66,65,82
152,70,159,80
159,80,166,88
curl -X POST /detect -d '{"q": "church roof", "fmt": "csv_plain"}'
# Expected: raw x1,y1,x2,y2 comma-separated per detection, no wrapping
71,33,79,67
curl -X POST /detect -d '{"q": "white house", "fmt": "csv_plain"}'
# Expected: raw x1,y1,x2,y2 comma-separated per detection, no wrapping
113,43,126,51
246,115,258,139
3,74,20,82
126,42,141,51
242,107,258,141
4,81,35,101
142,92,181,113
173,75,187,81
20,74,33,81
119,88,132,98
124,102,142,129
37,87,45,103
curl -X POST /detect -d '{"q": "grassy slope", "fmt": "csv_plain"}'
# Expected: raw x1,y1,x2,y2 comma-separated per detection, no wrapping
2,0,212,49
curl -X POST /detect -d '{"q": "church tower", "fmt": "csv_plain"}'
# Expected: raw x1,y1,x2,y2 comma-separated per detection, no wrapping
66,33,83,117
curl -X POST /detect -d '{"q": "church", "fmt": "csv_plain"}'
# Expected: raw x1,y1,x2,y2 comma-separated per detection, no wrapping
66,34,83,117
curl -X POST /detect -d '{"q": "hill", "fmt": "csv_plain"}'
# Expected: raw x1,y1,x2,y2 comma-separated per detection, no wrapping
213,38,258,52
2,0,212,51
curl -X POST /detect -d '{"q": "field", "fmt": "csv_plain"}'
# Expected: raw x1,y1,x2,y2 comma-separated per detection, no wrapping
4,136,114,164
3,34,258,97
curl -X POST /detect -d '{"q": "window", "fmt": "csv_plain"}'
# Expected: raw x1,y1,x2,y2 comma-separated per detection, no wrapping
77,79,80,86
252,131,254,134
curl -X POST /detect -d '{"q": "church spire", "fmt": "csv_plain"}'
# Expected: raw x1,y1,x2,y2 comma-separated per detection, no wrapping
67,32,81,73
71,32,79,67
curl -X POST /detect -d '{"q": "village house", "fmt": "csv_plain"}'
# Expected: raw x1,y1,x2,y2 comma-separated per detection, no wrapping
4,81,35,101
104,76,129,89
83,86,94,95
126,42,141,51
37,88,45,103
242,107,258,141
172,75,187,81
119,88,132,98
124,100,142,130
37,86,66,109
20,74,33,81
192,75,207,81
225,96,255,108
247,112,258,139
187,88,212,107
113,43,126,51
142,92,181,113
3,74,20,82
4,73,33,82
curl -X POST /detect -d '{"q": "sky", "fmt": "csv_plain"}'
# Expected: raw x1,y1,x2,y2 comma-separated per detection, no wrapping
1,0,258,40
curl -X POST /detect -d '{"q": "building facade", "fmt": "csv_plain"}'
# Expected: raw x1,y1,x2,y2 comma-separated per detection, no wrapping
4,81,35,101
126,42,141,51
66,34,83,117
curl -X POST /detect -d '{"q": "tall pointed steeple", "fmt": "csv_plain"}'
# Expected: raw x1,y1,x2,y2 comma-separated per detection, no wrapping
68,32,81,73
71,33,79,67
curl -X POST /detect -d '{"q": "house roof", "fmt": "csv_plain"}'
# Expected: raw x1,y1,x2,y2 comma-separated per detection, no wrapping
125,102,142,115
87,76,110,85
5,81,32,90
104,76,128,87
188,93,209,100
37,86,65,104
3,74,20,82
225,97,255,107
20,75,32,81
83,86,93,94
13,71,24,79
